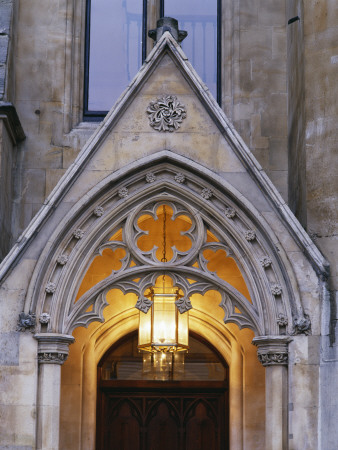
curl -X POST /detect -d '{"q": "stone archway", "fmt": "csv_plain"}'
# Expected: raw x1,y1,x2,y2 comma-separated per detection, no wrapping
59,301,265,449
27,153,307,449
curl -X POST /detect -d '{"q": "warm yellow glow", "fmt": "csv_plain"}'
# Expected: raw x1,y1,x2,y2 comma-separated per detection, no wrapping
203,248,251,301
74,205,251,312
137,205,193,261
75,247,126,301
152,294,176,345
138,278,189,353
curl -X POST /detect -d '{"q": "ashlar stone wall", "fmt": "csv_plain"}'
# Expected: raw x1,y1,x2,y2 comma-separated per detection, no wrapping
9,0,289,246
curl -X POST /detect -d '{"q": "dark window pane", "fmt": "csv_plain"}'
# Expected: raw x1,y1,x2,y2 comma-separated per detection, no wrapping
164,0,218,99
87,0,143,112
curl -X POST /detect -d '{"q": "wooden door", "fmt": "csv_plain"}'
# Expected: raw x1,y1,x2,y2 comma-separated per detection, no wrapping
97,383,228,450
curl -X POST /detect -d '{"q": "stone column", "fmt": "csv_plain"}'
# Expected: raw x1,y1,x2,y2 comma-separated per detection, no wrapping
35,333,75,450
252,336,292,450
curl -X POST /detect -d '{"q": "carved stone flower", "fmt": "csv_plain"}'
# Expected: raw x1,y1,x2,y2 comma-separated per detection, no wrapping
245,230,256,241
146,95,187,132
277,313,288,327
56,254,69,266
93,206,104,217
224,207,236,219
73,228,84,239
271,284,282,296
39,312,51,324
201,188,213,200
118,187,129,198
259,256,272,268
174,172,185,183
145,172,156,183
45,282,56,294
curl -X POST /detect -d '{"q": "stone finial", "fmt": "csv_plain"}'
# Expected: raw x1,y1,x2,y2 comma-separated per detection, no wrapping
148,17,187,43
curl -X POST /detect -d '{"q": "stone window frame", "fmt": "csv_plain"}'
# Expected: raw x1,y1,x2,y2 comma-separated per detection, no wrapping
81,0,223,122
64,0,232,130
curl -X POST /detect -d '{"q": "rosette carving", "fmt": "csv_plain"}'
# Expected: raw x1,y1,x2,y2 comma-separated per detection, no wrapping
147,95,187,132
245,230,256,241
224,207,236,219
174,173,185,183
93,206,104,217
201,188,213,200
56,254,69,266
73,229,84,239
259,256,272,268
45,282,56,294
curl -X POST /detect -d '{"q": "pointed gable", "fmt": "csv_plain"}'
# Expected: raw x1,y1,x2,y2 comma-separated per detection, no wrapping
0,32,327,281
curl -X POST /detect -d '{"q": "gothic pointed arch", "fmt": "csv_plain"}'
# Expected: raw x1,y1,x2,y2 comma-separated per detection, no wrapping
26,152,307,339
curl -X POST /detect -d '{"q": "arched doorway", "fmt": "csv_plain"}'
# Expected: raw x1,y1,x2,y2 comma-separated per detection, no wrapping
29,154,307,449
96,332,229,450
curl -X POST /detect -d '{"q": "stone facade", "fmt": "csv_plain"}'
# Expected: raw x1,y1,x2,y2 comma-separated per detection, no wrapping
0,1,337,449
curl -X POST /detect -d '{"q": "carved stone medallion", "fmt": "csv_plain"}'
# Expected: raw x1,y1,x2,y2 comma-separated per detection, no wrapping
147,95,187,132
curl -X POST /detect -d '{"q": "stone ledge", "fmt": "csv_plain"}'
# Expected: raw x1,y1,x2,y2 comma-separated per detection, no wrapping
0,102,25,144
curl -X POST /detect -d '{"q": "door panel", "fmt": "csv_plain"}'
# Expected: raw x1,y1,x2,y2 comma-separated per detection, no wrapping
106,401,140,450
97,388,227,450
146,401,179,450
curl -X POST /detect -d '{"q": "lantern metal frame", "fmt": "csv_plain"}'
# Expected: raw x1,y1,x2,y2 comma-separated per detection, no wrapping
138,285,189,353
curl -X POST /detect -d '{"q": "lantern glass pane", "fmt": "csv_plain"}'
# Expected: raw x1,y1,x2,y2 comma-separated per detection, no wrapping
138,309,151,349
152,294,176,346
178,310,189,348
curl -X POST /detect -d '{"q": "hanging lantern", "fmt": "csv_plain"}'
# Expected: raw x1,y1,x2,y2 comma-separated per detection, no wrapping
138,286,189,353
137,204,190,354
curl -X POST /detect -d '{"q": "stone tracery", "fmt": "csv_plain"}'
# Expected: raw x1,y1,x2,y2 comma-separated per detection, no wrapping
26,158,307,341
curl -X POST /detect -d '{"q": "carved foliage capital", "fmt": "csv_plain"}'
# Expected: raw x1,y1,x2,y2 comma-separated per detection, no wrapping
34,333,74,365
38,352,68,365
258,352,288,366
252,336,292,366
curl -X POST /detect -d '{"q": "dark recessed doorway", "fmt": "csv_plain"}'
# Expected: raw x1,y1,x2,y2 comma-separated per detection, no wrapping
96,332,229,450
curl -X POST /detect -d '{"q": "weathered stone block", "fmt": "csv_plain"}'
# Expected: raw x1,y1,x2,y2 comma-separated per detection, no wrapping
0,332,19,365
0,35,9,64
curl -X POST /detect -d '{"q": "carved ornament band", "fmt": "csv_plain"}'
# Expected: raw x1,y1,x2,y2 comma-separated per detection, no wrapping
38,352,68,365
